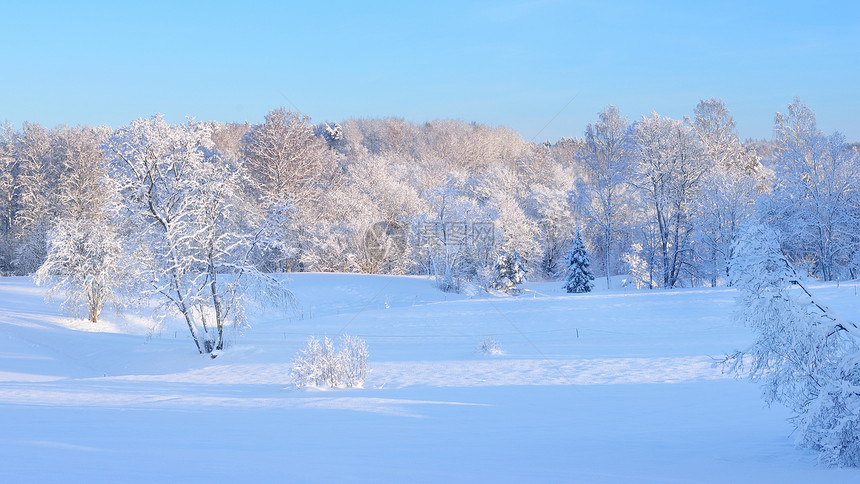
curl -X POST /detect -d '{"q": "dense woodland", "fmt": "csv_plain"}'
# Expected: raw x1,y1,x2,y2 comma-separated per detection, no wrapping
1,97,858,295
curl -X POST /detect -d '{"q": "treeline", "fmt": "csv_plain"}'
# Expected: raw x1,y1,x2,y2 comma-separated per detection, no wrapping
1,98,859,291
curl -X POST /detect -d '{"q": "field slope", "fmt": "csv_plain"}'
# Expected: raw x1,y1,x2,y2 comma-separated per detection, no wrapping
1,274,859,482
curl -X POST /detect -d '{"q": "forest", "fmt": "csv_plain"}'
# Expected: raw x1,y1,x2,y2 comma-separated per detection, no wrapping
1,97,858,326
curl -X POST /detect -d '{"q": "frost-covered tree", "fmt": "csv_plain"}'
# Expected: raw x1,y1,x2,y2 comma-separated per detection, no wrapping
13,122,59,273
240,107,338,271
419,174,488,292
727,224,860,466
210,121,249,160
629,112,708,288
687,99,761,286
36,218,128,323
692,167,759,286
35,126,128,323
290,334,368,388
343,155,423,274
0,122,18,232
526,171,576,279
318,122,344,150
107,115,292,356
0,122,19,274
491,248,527,294
494,192,539,268
621,242,651,289
574,105,633,288
52,126,112,220
764,98,858,281
563,231,594,293
241,107,333,209
688,98,756,173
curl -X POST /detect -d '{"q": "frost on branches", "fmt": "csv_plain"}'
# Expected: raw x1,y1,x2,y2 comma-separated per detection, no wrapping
491,249,527,294
107,115,293,356
35,126,130,323
290,335,369,388
727,224,860,466
563,231,594,293
35,218,129,323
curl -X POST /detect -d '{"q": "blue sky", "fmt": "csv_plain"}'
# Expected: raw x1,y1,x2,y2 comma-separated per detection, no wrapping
1,0,858,141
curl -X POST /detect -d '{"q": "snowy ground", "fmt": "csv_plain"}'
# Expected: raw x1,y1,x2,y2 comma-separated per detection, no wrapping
1,274,859,482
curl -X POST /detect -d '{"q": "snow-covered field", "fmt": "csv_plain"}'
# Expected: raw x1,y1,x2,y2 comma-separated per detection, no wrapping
1,274,859,482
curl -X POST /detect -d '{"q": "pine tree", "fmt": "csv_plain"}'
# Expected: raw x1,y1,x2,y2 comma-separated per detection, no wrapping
564,232,594,293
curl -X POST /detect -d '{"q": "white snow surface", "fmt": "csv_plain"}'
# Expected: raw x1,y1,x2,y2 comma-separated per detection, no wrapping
1,273,859,482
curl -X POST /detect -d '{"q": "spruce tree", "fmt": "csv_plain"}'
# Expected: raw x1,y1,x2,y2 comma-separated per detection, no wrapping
492,249,528,294
564,232,594,293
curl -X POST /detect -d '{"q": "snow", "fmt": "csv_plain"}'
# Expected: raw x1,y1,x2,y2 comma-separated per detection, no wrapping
1,274,860,482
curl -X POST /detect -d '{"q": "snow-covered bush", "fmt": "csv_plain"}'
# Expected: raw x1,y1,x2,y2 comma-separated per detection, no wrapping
478,337,503,355
563,231,594,293
727,224,860,466
291,334,369,388
621,243,650,289
491,249,527,294
35,217,131,323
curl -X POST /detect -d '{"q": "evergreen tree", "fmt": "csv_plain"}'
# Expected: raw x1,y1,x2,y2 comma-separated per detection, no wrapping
492,249,527,294
564,232,595,293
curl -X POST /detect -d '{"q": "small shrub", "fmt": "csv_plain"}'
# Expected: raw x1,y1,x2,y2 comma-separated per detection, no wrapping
479,336,503,356
491,249,527,294
291,334,369,388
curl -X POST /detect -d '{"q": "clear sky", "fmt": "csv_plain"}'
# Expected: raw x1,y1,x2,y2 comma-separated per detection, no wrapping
1,0,858,142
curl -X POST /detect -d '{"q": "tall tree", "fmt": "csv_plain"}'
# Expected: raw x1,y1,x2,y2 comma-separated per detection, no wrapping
35,125,126,323
574,105,633,288
241,107,333,209
108,115,292,355
240,107,338,271
0,122,18,234
688,99,760,285
14,122,58,273
0,122,19,273
766,98,858,280
629,113,708,288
